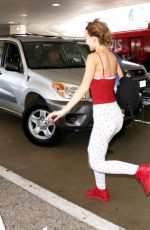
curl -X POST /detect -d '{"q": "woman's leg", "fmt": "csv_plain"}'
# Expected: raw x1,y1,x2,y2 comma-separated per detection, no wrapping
87,103,138,189
86,103,150,198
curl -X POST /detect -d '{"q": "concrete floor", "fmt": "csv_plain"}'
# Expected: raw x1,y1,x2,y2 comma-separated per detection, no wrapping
0,106,150,230
0,176,98,230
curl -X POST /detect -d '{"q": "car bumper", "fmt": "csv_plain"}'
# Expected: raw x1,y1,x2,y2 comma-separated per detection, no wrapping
46,99,93,131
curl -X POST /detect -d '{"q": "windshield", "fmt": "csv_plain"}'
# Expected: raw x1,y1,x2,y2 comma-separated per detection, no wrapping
22,41,88,69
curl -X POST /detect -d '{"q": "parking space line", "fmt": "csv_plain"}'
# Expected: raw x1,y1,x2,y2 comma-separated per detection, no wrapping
0,165,124,230
134,119,150,125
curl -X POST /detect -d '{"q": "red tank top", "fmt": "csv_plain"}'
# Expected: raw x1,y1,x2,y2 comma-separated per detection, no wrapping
90,53,116,105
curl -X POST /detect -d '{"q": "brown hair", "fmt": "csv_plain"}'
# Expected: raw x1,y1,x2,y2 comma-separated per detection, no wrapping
86,19,112,46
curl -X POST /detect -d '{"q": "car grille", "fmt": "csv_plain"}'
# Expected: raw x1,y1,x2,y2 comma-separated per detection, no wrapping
129,69,147,79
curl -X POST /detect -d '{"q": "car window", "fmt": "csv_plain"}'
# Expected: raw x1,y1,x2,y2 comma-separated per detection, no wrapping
22,41,87,69
4,42,23,72
62,42,87,66
0,40,5,66
77,42,91,53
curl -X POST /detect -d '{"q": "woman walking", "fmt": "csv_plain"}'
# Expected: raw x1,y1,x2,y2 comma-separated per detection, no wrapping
46,19,150,202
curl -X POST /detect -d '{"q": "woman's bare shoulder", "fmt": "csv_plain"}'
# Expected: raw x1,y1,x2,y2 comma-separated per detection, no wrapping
108,50,117,59
86,52,97,64
88,52,102,63
87,52,96,58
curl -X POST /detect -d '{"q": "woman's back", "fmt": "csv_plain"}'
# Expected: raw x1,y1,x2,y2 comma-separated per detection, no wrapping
93,50,118,79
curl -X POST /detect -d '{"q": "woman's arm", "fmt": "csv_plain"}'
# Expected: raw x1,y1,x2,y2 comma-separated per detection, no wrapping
46,54,95,122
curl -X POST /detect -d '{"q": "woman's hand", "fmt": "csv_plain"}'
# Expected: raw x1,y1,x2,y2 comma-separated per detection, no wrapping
45,109,66,123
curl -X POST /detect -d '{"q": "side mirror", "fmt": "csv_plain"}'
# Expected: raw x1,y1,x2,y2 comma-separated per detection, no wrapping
5,62,20,72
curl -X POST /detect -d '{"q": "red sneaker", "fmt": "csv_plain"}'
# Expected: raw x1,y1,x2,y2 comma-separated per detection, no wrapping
84,187,110,202
134,164,150,196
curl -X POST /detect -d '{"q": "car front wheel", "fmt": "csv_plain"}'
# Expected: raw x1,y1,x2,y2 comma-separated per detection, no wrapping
22,104,65,146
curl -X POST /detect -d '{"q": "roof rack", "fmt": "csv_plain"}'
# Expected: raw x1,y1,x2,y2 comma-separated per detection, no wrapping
10,33,63,38
7,33,85,42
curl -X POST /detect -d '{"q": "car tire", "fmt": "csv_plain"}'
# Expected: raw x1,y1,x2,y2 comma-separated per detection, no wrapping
22,104,66,146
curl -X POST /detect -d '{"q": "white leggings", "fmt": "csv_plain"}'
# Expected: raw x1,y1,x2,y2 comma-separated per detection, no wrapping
87,102,138,189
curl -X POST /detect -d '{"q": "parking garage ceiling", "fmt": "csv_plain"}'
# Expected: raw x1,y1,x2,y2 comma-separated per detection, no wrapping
0,0,149,36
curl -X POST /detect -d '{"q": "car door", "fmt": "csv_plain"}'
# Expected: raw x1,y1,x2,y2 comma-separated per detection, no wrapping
0,41,24,114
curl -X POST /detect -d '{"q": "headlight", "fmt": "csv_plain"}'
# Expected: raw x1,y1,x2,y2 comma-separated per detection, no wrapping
52,81,79,99
125,72,132,78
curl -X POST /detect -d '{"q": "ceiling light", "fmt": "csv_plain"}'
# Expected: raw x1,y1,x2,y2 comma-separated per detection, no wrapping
52,3,60,7
8,21,15,24
21,14,28,17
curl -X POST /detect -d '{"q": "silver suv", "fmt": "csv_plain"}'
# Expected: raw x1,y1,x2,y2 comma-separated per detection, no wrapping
0,35,92,146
